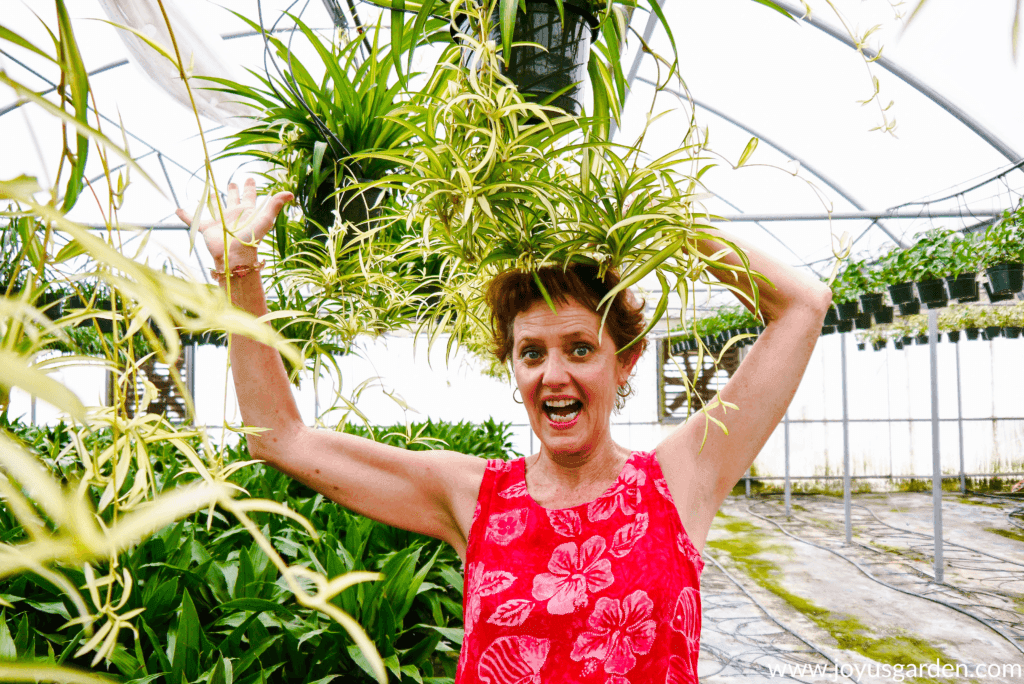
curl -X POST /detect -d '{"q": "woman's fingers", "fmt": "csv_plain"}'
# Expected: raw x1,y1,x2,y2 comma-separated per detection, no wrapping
175,207,193,227
241,177,258,206
226,182,240,208
251,191,295,243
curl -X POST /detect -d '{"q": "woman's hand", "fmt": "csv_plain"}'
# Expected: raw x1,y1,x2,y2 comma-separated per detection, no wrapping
175,178,293,270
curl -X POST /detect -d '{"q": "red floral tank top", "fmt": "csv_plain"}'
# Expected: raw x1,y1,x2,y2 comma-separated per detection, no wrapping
455,450,704,684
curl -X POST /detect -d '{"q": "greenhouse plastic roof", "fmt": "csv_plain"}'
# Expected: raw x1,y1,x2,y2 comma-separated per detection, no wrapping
2,0,1023,287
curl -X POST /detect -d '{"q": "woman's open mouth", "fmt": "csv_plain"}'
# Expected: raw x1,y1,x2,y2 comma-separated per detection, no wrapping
543,398,582,425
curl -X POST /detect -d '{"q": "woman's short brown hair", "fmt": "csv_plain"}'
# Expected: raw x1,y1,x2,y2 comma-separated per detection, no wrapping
485,263,648,367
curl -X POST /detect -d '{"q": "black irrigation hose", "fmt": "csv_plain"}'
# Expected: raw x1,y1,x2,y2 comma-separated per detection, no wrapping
701,552,860,684
743,502,1024,656
964,490,1024,532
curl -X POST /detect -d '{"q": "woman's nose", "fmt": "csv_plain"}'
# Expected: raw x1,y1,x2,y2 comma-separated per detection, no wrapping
541,351,571,385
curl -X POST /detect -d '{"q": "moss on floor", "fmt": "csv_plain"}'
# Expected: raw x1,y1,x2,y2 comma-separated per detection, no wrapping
955,496,1005,508
709,514,963,683
984,526,1024,543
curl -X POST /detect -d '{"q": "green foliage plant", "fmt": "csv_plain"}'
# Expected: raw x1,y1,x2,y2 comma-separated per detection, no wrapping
981,201,1024,267
0,5,404,681
903,227,956,281
210,14,442,245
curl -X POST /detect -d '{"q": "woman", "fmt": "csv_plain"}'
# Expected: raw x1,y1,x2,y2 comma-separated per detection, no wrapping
178,178,832,682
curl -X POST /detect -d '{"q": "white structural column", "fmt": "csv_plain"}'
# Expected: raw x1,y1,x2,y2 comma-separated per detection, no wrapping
929,309,945,582
841,333,851,544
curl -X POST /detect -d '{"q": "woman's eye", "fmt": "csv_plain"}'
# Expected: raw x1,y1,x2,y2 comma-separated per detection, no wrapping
522,349,541,361
572,345,592,357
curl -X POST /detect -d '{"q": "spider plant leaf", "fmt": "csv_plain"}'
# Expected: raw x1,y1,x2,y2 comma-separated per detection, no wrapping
750,0,797,19
57,0,90,213
736,137,759,167
0,24,56,62
533,271,558,313
500,0,519,64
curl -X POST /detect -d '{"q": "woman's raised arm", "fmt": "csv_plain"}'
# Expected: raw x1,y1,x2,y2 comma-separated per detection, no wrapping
177,179,484,559
656,227,833,548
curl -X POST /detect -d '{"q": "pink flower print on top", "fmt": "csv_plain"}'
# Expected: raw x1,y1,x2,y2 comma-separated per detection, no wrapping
478,636,550,684
609,512,649,558
532,535,614,615
588,464,646,522
670,587,701,647
487,508,529,546
488,599,535,627
665,654,697,684
676,532,704,574
499,481,530,499
654,477,674,502
570,589,657,675
465,563,517,638
547,508,582,537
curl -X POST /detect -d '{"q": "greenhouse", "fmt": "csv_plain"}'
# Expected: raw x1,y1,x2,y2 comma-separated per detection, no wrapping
1,0,1022,682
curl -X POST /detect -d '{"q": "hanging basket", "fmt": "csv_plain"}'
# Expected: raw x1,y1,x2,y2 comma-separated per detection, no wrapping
824,306,839,326
821,325,836,336
984,282,1016,303
901,335,913,346
925,299,948,310
859,292,885,314
947,330,961,343
898,300,921,316
854,312,873,330
894,339,904,350
872,339,887,351
1003,326,1022,339
453,1,599,116
888,281,917,305
915,278,947,304
914,334,929,345
965,327,980,341
836,300,860,320
837,319,854,333
985,263,1024,296
873,306,895,325
856,341,866,351
304,175,387,244
945,272,978,300
984,325,1003,340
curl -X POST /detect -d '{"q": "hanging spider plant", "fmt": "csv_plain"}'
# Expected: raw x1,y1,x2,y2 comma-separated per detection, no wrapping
208,12,451,252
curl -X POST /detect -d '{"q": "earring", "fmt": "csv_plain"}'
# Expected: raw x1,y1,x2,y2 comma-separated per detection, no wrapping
512,388,524,404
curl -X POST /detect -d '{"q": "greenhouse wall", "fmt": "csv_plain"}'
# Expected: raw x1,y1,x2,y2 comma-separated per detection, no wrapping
8,331,1023,480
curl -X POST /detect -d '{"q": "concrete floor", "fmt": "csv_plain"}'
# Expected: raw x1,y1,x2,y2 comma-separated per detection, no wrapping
698,492,1024,684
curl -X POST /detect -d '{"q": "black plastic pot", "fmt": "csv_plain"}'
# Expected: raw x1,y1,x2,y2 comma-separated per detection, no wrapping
854,312,873,330
958,292,981,303
304,176,387,243
915,334,929,345
859,292,885,314
965,327,980,341
985,263,1024,296
901,335,913,346
894,339,904,350
836,300,860,320
888,281,917,305
872,340,887,351
874,306,895,325
984,325,1002,340
945,272,978,300
824,306,839,326
821,325,836,336
856,341,866,351
947,330,961,343
898,301,921,316
837,319,854,333
916,278,947,304
1003,326,1022,339
454,1,599,116
925,299,948,310
984,282,1016,303
39,290,64,321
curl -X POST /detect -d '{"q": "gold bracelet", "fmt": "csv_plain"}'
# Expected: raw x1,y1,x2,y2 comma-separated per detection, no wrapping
210,260,265,281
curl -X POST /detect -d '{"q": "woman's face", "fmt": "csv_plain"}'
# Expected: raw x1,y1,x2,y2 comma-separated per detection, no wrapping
512,298,635,460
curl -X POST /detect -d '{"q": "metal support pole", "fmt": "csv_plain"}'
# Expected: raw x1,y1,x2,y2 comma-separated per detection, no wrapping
955,341,966,494
745,467,751,497
929,310,945,582
841,333,852,544
784,411,791,517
